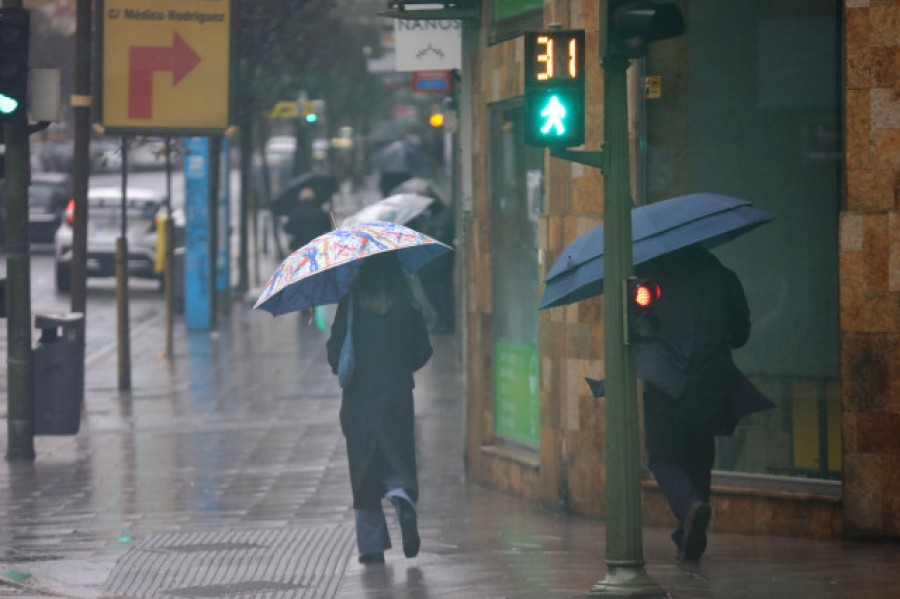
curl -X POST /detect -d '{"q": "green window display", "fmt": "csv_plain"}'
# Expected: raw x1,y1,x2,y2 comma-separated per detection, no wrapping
490,102,544,447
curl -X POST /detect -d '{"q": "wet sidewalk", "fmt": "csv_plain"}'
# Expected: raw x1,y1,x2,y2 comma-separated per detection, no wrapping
0,298,899,598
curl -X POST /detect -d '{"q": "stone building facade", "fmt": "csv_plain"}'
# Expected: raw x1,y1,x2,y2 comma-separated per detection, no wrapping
458,0,899,541
841,0,900,537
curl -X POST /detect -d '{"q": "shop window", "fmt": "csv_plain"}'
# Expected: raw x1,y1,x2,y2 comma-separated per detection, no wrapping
490,101,544,447
644,0,842,481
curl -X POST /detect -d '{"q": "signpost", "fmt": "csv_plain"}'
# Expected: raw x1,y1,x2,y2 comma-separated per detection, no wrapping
92,0,234,376
97,0,232,134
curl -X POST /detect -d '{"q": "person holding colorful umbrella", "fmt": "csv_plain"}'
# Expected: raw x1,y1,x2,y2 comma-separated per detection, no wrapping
254,222,451,564
326,252,432,564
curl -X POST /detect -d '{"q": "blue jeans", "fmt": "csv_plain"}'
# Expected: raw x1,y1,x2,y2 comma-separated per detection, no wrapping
354,471,417,555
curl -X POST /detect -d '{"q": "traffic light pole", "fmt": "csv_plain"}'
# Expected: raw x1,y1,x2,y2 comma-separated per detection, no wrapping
589,52,664,599
4,93,33,460
4,0,33,460
590,2,664,595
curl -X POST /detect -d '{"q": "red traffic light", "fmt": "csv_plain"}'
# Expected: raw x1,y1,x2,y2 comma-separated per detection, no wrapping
629,279,660,309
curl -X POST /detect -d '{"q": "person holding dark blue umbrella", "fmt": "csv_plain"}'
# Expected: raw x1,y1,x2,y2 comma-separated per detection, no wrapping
539,194,776,561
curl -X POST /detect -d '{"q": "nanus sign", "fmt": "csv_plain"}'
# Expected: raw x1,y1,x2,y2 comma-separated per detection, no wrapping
395,18,462,71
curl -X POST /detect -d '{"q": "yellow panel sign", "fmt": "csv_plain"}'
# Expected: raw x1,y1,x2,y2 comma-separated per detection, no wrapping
100,0,231,132
268,102,300,119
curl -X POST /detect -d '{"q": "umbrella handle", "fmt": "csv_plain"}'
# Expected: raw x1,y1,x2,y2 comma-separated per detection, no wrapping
330,211,337,230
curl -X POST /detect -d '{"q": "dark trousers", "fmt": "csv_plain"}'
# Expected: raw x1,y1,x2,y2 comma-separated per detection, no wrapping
643,384,715,524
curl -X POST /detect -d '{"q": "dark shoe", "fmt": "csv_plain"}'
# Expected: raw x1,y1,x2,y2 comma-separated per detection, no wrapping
392,497,420,558
358,552,384,565
681,500,711,561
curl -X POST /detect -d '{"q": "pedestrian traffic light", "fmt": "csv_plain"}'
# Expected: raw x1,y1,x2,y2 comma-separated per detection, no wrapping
607,1,684,59
0,8,29,121
524,29,585,148
626,277,661,343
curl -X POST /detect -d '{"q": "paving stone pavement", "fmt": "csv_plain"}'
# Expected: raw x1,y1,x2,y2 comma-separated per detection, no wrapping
0,191,899,596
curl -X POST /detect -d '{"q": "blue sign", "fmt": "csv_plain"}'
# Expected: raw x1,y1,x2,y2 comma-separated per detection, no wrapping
184,137,210,330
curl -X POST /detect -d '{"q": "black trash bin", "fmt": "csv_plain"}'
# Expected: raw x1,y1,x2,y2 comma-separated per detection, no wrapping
33,312,85,435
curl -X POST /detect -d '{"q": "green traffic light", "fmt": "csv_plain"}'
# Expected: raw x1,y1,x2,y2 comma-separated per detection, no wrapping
0,93,17,114
305,113,317,123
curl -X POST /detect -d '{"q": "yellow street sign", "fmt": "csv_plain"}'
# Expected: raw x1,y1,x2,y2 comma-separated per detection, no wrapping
268,101,300,119
99,0,231,133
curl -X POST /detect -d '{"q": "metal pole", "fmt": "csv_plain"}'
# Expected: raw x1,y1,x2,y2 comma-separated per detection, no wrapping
4,0,32,459
70,0,90,319
164,137,174,357
591,1,664,595
238,107,251,293
208,135,221,329
235,0,249,294
116,136,131,390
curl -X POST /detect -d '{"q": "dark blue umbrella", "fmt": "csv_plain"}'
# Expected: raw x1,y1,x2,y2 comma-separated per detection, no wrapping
272,172,338,215
539,193,774,310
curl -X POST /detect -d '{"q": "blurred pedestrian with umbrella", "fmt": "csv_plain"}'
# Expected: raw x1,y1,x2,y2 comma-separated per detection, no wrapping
340,193,435,228
254,223,450,564
539,193,775,561
283,186,332,257
369,139,433,197
271,172,338,216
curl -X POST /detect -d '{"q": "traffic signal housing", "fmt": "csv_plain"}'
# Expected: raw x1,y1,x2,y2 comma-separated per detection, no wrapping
524,29,585,148
302,100,322,123
607,1,684,58
0,8,29,121
626,277,661,343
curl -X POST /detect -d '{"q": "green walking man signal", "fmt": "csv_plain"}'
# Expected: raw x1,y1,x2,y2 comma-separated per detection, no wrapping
540,95,567,135
524,29,585,148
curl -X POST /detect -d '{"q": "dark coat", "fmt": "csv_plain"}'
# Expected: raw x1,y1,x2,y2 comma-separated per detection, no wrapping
326,294,432,509
634,246,773,435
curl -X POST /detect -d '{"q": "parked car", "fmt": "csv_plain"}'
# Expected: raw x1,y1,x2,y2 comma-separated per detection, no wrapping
54,187,166,292
28,172,73,243
0,172,73,244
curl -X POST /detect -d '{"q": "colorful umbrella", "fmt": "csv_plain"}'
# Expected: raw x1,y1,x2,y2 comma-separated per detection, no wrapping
254,221,451,316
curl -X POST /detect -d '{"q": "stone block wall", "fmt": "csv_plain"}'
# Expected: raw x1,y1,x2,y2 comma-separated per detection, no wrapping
464,1,611,515
842,0,900,538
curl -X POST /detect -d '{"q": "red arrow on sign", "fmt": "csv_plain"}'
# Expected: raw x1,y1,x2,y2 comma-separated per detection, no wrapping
128,33,202,120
